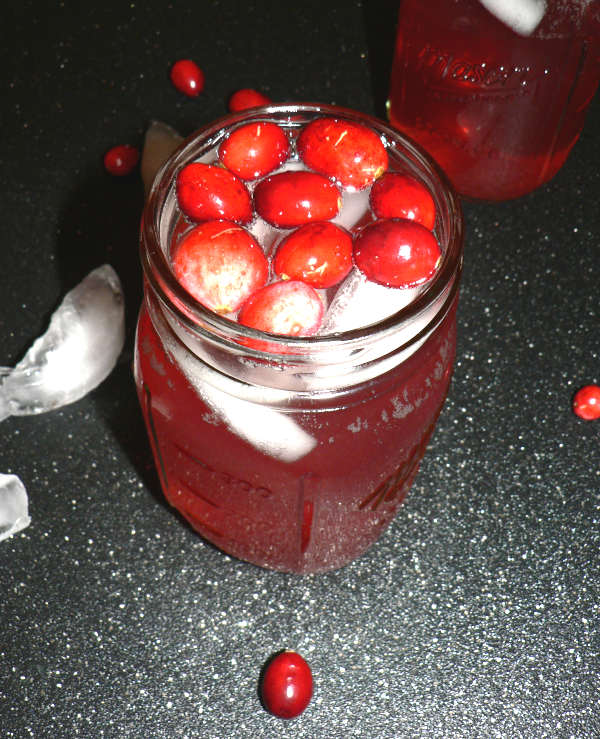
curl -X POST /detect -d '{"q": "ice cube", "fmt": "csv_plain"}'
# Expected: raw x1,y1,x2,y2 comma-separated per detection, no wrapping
320,268,418,334
141,120,184,196
478,0,546,35
201,383,317,463
332,187,371,231
0,265,125,422
0,474,30,542
249,215,287,256
157,310,317,462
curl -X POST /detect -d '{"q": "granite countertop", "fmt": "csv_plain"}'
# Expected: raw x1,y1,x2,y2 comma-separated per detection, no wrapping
2,2,599,737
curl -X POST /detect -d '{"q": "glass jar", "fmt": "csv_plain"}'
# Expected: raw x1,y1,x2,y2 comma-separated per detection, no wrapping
134,103,464,573
387,0,600,200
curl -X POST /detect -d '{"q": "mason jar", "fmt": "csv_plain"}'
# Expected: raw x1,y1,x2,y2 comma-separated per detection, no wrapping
387,0,600,200
134,103,463,573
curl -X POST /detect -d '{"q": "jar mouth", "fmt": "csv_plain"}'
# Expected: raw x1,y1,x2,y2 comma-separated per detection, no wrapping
140,102,463,363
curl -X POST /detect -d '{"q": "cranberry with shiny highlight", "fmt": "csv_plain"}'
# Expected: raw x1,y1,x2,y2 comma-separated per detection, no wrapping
370,172,436,230
260,650,313,719
219,122,290,180
170,59,205,97
103,145,139,176
354,218,441,288
228,88,272,112
176,162,252,224
573,384,600,420
254,171,341,228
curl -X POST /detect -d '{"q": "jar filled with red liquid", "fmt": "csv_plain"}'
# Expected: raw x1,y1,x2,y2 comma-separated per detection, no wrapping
134,104,463,573
387,0,600,200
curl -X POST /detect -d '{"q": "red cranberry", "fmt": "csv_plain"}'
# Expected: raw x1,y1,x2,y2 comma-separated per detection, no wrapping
218,121,290,180
260,650,313,719
170,59,205,97
573,384,600,420
369,172,436,230
354,218,441,288
176,162,252,224
297,117,388,190
274,222,353,289
228,88,272,112
238,281,324,337
254,171,341,228
103,144,139,176
171,220,268,313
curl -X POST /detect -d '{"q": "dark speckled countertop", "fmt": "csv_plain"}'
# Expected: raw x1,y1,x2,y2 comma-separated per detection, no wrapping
1,2,599,737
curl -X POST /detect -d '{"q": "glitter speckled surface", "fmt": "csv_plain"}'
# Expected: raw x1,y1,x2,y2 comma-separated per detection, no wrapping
1,2,599,737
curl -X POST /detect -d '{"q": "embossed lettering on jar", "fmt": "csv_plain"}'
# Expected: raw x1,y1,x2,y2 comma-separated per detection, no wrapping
387,0,600,200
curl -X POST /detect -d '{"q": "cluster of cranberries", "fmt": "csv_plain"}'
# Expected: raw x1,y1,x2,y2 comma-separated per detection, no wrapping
100,54,600,721
169,115,441,338
104,57,271,176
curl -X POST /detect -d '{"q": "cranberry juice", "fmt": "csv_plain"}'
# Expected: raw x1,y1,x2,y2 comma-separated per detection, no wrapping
135,297,457,573
387,0,600,200
134,104,463,573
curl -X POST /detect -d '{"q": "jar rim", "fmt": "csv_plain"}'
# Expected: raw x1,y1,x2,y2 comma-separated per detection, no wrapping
140,102,463,359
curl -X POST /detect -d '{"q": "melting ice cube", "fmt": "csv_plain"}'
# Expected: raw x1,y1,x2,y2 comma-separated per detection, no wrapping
141,120,184,196
0,474,30,542
200,383,317,463
0,264,125,422
320,268,419,334
249,216,289,256
332,187,371,231
157,310,317,463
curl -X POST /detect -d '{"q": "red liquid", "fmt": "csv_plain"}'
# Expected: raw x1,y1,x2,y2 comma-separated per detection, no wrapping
134,298,457,574
387,0,600,200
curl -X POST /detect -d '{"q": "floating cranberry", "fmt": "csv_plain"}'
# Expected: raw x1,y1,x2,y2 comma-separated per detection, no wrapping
260,651,313,719
176,162,252,224
170,59,205,97
103,144,139,176
572,384,600,420
228,88,272,112
254,171,341,228
219,122,290,180
354,218,442,288
238,281,323,337
171,220,268,313
370,172,436,230
274,222,353,289
297,117,388,190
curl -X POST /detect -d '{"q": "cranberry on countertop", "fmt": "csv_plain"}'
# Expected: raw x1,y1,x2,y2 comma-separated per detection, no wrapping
260,650,313,719
573,384,600,420
103,144,139,176
170,59,205,97
228,88,272,112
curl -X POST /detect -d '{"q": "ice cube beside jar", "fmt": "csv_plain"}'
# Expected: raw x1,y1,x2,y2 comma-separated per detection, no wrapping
134,103,463,573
